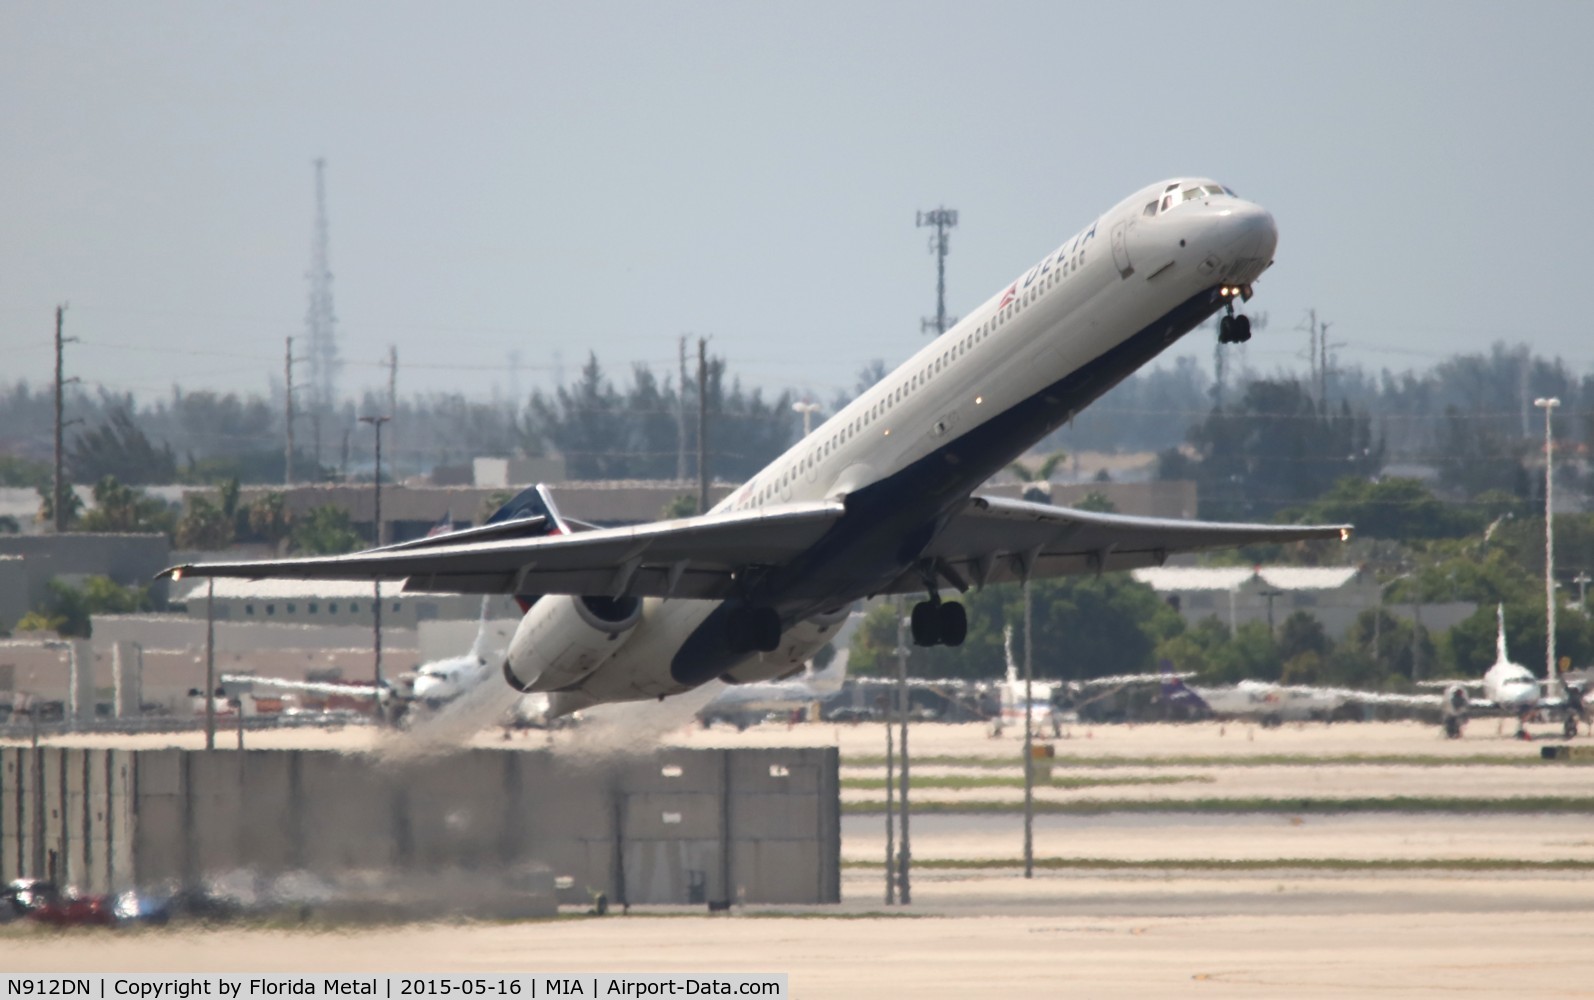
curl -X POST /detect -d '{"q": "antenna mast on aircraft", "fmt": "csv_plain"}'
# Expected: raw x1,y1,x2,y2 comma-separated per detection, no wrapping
917,207,958,336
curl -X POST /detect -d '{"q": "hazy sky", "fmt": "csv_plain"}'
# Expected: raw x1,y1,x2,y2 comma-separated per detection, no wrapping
4,1,1591,409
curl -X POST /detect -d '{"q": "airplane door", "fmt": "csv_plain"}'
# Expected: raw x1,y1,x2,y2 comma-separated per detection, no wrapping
1110,220,1133,278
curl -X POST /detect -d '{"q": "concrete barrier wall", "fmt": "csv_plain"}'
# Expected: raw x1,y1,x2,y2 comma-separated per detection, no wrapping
0,745,840,905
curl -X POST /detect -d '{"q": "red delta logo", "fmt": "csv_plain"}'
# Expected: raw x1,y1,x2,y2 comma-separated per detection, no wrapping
998,283,1018,309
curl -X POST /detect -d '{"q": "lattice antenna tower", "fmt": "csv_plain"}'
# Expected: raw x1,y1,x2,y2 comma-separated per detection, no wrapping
305,157,340,426
917,207,958,336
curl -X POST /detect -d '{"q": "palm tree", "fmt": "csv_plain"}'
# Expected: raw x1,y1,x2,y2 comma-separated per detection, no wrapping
1008,452,1067,504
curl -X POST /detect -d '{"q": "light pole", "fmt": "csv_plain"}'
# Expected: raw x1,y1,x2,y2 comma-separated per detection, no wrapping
360,415,392,708
792,401,822,438
1535,397,1560,696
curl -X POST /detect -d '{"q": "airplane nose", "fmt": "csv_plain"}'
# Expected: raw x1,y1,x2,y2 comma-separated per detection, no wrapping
1223,201,1278,262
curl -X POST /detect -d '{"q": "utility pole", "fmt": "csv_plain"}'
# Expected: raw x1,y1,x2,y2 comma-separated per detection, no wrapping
387,346,399,480
677,336,689,482
697,337,709,514
360,415,392,546
361,413,392,721
204,578,216,751
885,600,901,905
896,597,911,905
284,337,297,485
52,305,77,532
1537,397,1562,696
916,208,959,336
1023,578,1035,879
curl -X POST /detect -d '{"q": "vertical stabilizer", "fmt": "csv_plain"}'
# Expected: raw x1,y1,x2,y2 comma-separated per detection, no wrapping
1496,603,1510,665
1003,625,1018,686
470,596,493,662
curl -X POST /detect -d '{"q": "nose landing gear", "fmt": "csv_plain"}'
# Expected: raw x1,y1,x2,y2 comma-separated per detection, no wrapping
1217,286,1252,344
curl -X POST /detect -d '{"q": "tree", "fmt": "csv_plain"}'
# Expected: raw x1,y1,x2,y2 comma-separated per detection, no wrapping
18,576,154,638
1008,452,1067,503
68,407,177,485
660,494,699,519
1293,477,1481,541
78,476,176,535
289,505,361,555
1074,491,1117,513
0,455,49,489
243,491,293,551
1177,379,1383,520
35,482,83,528
848,575,1185,682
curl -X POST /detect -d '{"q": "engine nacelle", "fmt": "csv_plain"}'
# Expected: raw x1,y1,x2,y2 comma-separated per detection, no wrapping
720,604,852,685
503,594,643,693
1442,684,1469,719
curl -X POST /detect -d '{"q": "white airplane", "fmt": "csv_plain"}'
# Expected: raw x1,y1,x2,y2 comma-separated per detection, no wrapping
222,599,514,722
165,177,1349,719
1422,605,1587,739
1158,673,1353,726
993,625,1066,736
698,649,851,729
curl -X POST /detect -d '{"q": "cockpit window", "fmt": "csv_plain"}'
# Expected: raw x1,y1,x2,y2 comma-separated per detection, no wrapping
1143,201,1158,217
1203,185,1225,196
1160,194,1172,211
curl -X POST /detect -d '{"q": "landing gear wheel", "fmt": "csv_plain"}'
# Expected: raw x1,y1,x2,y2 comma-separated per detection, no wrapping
1218,314,1234,343
938,601,968,647
910,600,942,646
1443,716,1463,740
1566,715,1580,740
1233,314,1251,342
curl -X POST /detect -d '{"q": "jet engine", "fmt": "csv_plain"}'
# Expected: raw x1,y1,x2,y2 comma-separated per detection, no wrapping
1441,684,1469,739
502,594,643,694
720,604,853,685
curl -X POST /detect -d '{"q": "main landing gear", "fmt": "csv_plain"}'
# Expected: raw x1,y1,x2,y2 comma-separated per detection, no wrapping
910,596,967,647
1217,285,1252,344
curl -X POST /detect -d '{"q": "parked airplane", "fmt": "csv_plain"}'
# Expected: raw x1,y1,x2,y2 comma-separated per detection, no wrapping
220,599,547,724
165,178,1348,718
993,625,1066,736
699,649,851,729
1422,605,1588,739
1159,673,1357,726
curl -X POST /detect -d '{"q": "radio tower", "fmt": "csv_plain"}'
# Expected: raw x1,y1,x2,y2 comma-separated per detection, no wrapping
917,207,958,336
305,158,340,459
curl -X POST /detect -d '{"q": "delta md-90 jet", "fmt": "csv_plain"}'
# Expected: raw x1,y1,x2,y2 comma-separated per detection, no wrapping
164,178,1350,718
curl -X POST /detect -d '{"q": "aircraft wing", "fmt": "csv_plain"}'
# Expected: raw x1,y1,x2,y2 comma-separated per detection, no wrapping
220,674,386,700
161,502,847,600
881,495,1350,592
1279,685,1438,708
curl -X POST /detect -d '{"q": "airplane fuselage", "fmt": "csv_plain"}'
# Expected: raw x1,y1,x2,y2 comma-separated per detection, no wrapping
529,178,1278,714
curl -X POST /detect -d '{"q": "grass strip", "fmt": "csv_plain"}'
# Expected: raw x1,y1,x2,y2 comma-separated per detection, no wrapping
842,795,1594,815
840,774,1210,791
845,753,1564,769
840,857,1594,872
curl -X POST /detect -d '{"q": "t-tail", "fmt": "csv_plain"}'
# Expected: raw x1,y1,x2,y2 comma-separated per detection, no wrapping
1159,659,1210,711
1495,603,1510,667
803,649,850,695
469,595,493,662
1003,625,1019,686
